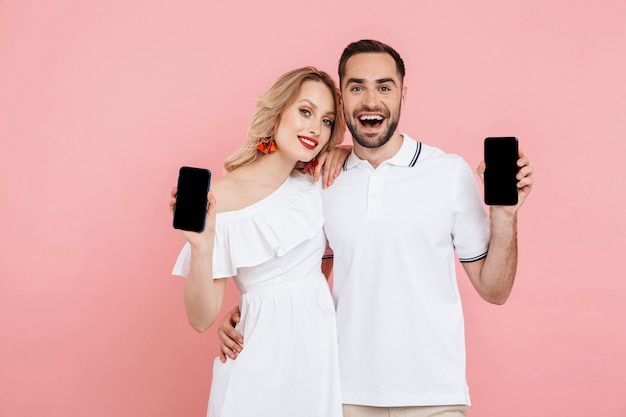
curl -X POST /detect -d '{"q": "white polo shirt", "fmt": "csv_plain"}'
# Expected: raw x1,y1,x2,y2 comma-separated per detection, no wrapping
321,134,490,407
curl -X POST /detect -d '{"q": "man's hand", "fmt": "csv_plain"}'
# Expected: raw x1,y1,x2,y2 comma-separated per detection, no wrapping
476,148,534,212
217,305,244,363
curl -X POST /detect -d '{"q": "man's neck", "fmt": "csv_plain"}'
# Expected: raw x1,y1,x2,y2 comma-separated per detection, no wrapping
353,133,404,169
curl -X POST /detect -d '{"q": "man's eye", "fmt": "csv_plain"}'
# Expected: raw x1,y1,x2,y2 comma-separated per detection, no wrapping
351,86,363,92
380,86,390,92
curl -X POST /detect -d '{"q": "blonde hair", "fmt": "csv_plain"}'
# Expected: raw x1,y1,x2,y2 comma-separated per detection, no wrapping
224,67,345,172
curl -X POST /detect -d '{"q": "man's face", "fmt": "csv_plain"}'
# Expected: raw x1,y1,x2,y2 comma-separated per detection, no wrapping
340,53,406,149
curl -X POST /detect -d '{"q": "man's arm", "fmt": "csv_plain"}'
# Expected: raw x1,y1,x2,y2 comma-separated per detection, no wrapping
217,305,243,363
321,257,333,281
463,209,517,304
464,150,533,304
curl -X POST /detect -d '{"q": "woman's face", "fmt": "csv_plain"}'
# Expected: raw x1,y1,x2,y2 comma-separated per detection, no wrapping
274,80,336,163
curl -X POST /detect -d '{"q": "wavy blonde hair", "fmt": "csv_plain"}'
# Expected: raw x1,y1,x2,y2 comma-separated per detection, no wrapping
224,67,345,172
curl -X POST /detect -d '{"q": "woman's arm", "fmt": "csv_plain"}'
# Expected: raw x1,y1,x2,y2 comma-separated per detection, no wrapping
183,237,227,332
171,189,226,331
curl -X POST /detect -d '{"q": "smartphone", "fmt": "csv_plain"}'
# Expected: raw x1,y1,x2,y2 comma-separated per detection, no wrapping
484,137,519,206
172,166,212,232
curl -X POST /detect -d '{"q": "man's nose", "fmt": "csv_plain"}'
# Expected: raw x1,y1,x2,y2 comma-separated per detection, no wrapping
362,90,378,107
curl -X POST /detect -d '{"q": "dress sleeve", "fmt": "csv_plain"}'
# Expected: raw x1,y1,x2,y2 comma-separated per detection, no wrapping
171,242,191,277
170,240,233,279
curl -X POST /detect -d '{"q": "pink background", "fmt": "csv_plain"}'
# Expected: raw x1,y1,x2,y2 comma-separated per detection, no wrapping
1,0,625,416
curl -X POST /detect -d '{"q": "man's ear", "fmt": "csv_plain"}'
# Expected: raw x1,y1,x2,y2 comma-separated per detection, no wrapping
401,86,408,108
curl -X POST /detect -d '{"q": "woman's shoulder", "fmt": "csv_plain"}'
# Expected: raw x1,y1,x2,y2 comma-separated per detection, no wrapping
210,174,246,214
212,168,294,214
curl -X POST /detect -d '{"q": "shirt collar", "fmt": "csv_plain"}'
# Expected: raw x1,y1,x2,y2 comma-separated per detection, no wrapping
344,134,422,170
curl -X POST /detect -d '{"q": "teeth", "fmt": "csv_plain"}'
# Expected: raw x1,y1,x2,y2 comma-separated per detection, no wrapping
359,115,383,121
300,137,315,146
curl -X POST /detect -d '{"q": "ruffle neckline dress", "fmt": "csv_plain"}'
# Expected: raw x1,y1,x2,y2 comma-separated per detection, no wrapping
173,174,342,417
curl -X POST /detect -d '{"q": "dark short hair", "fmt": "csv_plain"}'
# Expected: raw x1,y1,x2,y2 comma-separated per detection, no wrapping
338,39,406,85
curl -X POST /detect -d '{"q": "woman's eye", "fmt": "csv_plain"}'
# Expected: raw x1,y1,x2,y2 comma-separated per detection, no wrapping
323,118,333,126
300,109,311,117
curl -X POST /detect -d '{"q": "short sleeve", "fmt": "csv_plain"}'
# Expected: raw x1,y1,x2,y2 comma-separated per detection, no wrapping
451,157,490,262
171,242,191,277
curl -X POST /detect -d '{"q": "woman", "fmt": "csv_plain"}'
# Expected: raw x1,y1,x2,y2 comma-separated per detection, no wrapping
170,67,346,417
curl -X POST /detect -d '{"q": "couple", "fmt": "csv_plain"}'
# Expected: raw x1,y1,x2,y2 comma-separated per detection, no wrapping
171,39,534,417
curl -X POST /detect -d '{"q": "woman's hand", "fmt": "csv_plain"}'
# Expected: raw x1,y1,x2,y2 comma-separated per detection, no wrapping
170,187,217,248
313,145,352,188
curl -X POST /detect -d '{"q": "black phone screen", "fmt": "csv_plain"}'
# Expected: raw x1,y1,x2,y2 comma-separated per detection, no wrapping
173,166,212,232
484,137,519,206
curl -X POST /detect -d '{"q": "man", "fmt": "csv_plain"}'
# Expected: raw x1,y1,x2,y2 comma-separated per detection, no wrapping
219,40,534,417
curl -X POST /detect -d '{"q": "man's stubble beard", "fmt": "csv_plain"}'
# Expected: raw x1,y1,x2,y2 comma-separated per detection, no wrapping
344,105,401,149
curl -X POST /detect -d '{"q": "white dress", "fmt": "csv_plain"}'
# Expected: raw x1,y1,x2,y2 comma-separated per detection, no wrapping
172,174,343,417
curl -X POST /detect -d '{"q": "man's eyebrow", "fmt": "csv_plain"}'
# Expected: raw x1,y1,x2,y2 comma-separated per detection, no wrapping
345,77,397,86
376,78,397,86
345,78,365,85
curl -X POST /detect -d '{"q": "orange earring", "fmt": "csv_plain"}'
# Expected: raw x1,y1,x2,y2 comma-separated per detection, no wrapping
257,136,276,154
303,158,319,173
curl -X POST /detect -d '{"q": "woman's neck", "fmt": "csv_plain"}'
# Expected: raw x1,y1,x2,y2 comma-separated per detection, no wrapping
234,153,296,188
